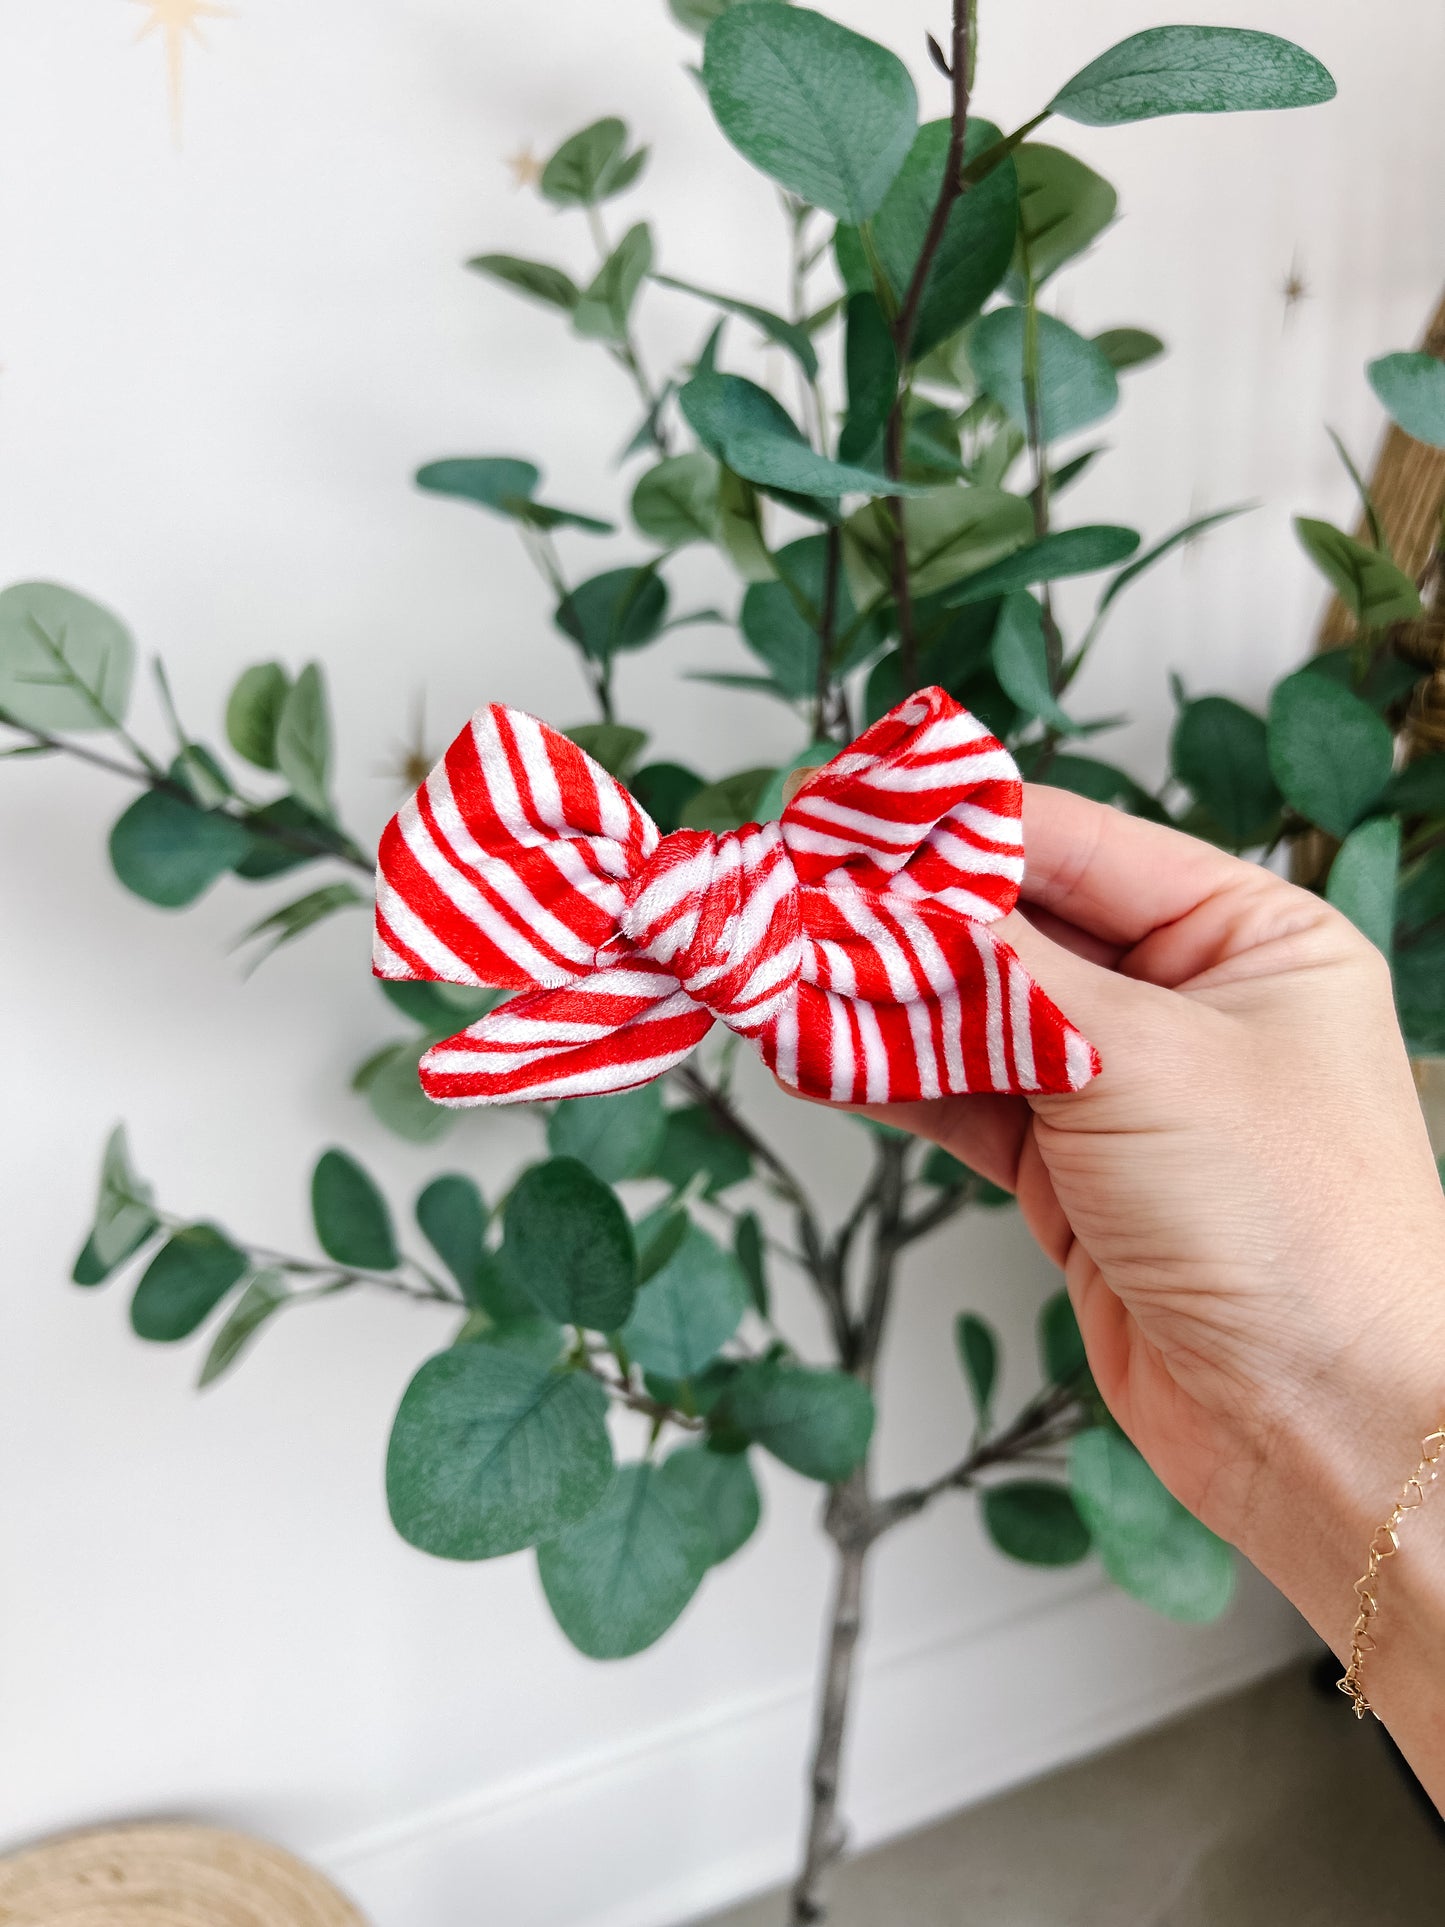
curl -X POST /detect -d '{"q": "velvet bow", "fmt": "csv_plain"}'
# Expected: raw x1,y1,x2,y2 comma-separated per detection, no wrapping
372,685,1100,1106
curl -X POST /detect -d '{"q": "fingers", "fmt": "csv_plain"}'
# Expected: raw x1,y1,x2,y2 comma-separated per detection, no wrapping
1021,784,1260,949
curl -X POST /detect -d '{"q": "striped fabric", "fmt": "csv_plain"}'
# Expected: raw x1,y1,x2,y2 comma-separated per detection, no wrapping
373,686,1100,1106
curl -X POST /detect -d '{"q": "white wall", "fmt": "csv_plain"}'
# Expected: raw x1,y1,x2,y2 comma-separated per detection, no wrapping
0,2,1439,1921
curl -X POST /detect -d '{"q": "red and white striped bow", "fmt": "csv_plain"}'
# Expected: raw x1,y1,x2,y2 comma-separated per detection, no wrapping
373,686,1100,1107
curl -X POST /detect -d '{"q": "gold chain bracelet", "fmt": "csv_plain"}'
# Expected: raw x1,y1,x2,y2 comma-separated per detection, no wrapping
1339,1424,1445,1719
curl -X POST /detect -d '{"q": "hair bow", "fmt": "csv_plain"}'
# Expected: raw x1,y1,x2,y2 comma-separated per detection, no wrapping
372,685,1100,1107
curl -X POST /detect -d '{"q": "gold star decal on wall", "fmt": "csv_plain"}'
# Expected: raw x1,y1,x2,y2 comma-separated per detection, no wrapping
130,0,233,144
505,145,544,191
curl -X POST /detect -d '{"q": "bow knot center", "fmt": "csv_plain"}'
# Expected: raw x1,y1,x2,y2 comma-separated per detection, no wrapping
616,822,803,1028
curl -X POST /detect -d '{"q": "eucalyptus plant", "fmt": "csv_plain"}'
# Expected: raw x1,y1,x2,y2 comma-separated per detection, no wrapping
8,4,1444,1919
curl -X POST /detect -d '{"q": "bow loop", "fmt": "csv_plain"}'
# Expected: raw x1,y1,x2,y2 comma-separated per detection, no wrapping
373,688,1100,1106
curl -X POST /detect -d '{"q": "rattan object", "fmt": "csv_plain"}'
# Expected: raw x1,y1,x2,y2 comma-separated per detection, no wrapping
0,1824,366,1926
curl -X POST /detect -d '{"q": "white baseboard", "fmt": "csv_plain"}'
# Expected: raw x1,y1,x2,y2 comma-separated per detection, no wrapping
318,1567,1314,1927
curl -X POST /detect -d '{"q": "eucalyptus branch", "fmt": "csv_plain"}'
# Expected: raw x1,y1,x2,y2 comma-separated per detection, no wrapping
0,711,375,876
878,0,973,694
896,1172,987,1244
582,1360,705,1432
1018,257,1068,686
873,1382,1087,1536
812,524,843,741
851,1135,908,1379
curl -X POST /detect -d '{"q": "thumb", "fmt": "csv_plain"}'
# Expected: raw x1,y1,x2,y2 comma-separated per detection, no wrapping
1000,909,1184,1082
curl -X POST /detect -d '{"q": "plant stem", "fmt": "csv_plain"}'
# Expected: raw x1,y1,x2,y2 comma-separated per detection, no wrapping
790,1482,869,1924
0,712,375,875
812,525,843,741
1019,257,1066,685
881,0,973,692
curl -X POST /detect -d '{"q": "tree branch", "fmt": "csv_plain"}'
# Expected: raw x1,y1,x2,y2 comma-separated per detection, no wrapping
0,713,375,876
882,0,972,692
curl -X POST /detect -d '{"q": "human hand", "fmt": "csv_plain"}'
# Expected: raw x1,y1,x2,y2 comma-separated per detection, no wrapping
858,785,1445,1690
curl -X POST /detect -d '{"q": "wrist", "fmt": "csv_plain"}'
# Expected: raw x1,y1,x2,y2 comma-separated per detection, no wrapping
1234,1289,1445,1666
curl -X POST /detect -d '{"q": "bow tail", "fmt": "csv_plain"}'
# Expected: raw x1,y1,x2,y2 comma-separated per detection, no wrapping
418,961,714,1106
762,921,1099,1104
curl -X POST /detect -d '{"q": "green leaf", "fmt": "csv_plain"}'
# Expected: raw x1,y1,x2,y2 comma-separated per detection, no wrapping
540,117,648,207
1398,847,1445,937
362,1042,455,1144
1383,755,1445,819
1294,517,1422,629
1041,754,1169,823
198,1268,290,1387
839,294,897,467
1170,696,1281,847
1395,923,1445,1055
556,566,667,660
726,429,930,503
741,533,878,697
1051,27,1335,126
920,1147,1013,1204
233,881,366,970
670,0,785,32
632,761,704,833
991,592,1074,732
637,1207,690,1286
76,1125,160,1282
955,1311,998,1428
467,253,581,313
1007,144,1116,295
646,1359,742,1421
659,1442,761,1565
970,308,1119,443
415,1174,490,1306
416,458,613,535
1267,669,1395,839
1038,1288,1087,1385
387,1346,613,1559
733,1210,768,1316
679,769,775,835
950,525,1139,604
716,1358,874,1482
563,722,650,780
702,5,917,223
381,981,501,1031
845,486,1033,598
501,1157,637,1330
1368,352,1445,449
655,273,818,380
1098,505,1252,612
464,1314,569,1368
1069,1427,1235,1621
1304,646,1420,714
274,663,332,819
621,1219,748,1379
715,466,775,581
651,1104,752,1197
983,1481,1091,1566
631,452,721,548
130,1224,250,1342
1093,327,1165,372
548,1084,667,1184
840,118,1018,360
0,582,134,733
311,1148,399,1271
225,661,291,770
573,223,653,344
537,1460,712,1658
1326,815,1400,956
108,789,251,908
231,795,337,880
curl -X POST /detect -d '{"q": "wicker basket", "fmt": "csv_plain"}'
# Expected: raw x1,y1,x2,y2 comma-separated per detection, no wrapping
0,1824,366,1926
